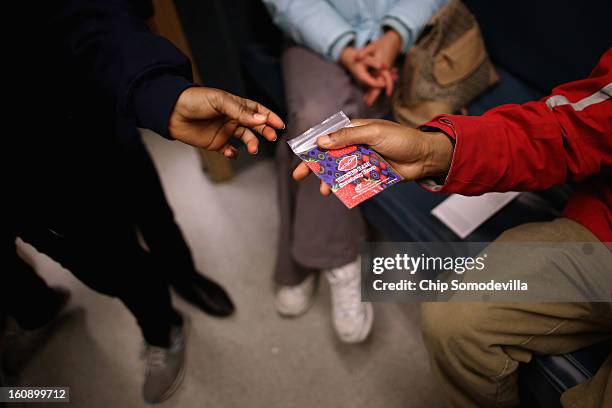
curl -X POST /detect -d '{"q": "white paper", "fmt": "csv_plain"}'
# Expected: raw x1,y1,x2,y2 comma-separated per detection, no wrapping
431,192,520,239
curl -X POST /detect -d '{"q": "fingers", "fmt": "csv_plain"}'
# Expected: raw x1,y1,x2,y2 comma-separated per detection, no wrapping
292,162,311,181
381,69,394,97
240,98,284,142
243,98,285,130
359,68,393,104
390,67,399,81
317,123,382,149
221,144,238,158
363,87,381,107
320,181,332,196
210,91,285,140
292,163,332,196
359,55,384,71
207,90,265,125
233,126,260,154
354,64,386,88
251,123,278,142
356,42,377,61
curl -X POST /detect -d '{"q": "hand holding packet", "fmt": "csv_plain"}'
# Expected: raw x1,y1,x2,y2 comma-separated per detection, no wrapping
287,111,402,209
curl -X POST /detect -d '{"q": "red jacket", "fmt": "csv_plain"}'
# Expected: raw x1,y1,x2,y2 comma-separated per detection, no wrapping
422,49,612,242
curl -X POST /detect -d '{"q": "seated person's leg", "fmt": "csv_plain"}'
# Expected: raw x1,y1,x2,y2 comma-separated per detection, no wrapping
275,45,384,342
276,45,369,286
420,218,612,407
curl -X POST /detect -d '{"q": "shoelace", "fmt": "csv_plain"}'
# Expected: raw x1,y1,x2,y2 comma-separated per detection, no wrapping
145,347,167,369
169,332,185,353
142,332,183,371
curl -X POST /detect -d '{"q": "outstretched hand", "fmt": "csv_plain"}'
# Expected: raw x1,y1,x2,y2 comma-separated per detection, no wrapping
292,119,453,195
169,87,285,157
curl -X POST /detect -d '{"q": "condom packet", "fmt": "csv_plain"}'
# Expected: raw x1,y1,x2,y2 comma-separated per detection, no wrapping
287,111,402,209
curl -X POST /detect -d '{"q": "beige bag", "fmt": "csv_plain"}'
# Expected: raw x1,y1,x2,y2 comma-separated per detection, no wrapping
392,0,499,126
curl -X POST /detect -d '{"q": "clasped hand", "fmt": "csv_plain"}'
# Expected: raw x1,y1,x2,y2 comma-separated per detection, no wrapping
340,30,403,107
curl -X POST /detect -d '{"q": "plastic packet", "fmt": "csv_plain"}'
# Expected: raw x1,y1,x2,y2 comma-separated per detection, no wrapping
287,111,402,209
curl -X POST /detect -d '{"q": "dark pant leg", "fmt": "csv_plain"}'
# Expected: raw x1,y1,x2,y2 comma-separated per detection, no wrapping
6,257,60,330
18,219,179,347
15,114,180,346
117,125,196,283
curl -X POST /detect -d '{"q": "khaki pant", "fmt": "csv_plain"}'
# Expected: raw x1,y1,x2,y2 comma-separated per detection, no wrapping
274,45,388,285
421,218,612,407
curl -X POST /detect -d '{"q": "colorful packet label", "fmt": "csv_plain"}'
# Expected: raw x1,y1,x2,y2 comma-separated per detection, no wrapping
287,111,402,209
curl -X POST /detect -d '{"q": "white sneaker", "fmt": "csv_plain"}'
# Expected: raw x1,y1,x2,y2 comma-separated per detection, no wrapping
325,257,373,343
275,274,317,317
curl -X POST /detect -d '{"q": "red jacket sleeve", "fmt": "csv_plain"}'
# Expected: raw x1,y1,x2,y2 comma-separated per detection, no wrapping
421,49,612,195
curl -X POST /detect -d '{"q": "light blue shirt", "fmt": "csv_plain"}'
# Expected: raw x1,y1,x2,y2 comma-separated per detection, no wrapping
263,0,447,61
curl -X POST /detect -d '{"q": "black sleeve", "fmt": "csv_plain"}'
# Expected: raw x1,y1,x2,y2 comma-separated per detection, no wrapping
50,0,195,138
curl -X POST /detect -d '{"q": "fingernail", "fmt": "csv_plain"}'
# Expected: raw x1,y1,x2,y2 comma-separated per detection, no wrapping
318,135,331,146
253,113,267,121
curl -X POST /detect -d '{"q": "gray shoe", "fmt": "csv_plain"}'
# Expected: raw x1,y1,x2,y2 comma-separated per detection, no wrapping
142,316,188,404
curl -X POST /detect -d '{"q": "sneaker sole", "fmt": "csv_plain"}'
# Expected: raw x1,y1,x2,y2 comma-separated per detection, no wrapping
153,358,186,404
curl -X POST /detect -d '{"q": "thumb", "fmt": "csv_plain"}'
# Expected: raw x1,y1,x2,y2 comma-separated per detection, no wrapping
317,122,382,149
